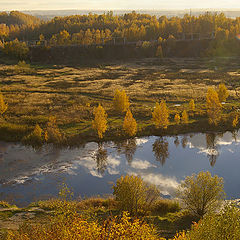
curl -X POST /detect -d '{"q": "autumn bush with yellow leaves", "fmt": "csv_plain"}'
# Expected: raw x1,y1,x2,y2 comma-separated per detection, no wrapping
7,209,158,240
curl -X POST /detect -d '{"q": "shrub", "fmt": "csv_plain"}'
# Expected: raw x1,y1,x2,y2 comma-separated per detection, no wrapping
44,116,63,143
14,60,34,74
76,197,117,210
3,39,29,59
151,199,181,215
6,211,158,240
113,175,160,216
177,171,225,218
22,124,43,146
174,204,240,240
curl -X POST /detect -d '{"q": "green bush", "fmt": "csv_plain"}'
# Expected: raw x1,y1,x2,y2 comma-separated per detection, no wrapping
113,175,160,216
175,204,240,240
151,199,181,215
177,171,225,217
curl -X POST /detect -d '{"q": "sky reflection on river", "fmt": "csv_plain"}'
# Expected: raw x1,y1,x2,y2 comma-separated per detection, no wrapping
0,130,240,205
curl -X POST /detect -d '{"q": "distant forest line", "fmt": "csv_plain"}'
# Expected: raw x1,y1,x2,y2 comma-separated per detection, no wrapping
0,11,240,60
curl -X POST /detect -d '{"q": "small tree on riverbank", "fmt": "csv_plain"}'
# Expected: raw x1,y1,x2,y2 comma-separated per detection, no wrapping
123,109,137,137
218,83,229,102
152,100,169,129
189,99,195,111
23,124,43,146
113,175,160,216
92,104,107,139
177,171,225,218
181,110,188,124
0,93,8,117
45,116,62,143
174,113,181,124
206,88,222,125
113,89,130,113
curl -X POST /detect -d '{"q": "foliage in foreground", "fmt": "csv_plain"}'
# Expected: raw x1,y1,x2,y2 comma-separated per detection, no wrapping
6,211,158,240
174,204,240,240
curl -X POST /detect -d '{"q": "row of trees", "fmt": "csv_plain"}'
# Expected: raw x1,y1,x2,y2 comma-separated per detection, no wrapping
92,84,235,139
1,11,239,42
1,11,240,59
113,171,224,218
0,83,237,144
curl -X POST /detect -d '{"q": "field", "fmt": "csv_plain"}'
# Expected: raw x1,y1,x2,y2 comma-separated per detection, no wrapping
0,57,240,144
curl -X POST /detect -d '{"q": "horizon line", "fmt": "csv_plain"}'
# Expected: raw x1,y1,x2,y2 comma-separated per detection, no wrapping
2,8,240,12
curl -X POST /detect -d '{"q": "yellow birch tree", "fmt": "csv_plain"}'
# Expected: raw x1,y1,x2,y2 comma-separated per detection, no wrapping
113,89,130,113
123,109,137,137
92,104,107,139
206,88,222,125
45,116,62,143
0,93,8,117
189,99,195,111
232,115,239,128
174,113,181,124
217,83,229,102
181,110,189,124
152,100,169,129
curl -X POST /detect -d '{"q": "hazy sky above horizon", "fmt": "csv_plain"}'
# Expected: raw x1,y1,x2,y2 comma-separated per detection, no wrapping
1,0,240,11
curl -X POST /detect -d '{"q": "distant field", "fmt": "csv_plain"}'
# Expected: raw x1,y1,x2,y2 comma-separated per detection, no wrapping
0,57,240,143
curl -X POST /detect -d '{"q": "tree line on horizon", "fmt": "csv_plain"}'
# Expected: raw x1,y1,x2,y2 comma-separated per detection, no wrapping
0,11,240,58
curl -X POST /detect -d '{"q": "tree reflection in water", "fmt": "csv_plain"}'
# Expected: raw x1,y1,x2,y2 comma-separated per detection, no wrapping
152,137,169,166
93,143,108,175
181,135,188,149
114,139,137,165
174,137,180,148
206,133,219,167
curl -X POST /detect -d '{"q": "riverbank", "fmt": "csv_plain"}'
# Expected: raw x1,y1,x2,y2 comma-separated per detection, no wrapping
0,57,240,146
0,197,195,239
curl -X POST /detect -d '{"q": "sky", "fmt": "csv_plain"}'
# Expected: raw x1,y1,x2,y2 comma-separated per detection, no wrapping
1,0,240,11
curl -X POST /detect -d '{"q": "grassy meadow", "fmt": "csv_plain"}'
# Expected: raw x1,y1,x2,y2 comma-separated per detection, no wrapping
0,57,240,144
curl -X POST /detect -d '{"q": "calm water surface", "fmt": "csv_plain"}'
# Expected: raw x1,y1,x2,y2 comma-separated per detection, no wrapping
0,131,240,205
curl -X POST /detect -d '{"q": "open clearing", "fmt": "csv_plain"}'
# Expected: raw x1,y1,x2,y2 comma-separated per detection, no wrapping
1,57,240,142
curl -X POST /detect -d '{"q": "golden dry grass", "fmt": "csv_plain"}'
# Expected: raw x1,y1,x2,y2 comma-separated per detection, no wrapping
0,57,240,141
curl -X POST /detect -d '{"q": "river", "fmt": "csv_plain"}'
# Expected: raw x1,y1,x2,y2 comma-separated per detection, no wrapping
0,131,239,205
